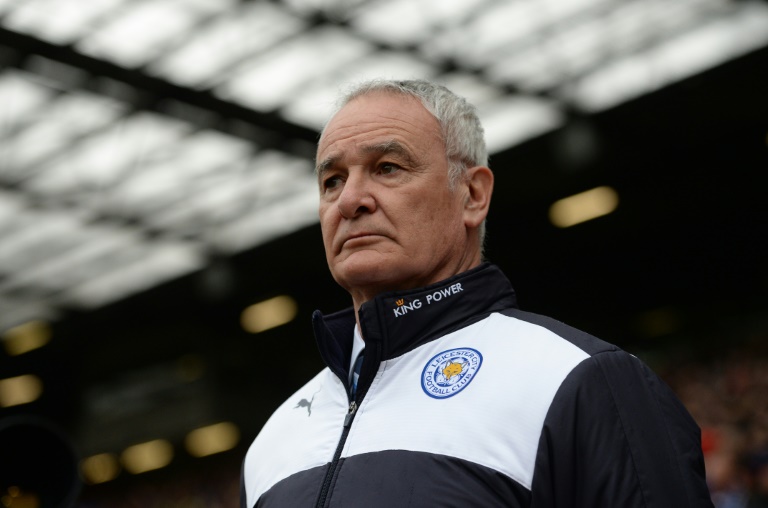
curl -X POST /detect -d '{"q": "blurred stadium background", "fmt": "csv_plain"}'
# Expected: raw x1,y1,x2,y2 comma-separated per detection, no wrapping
0,0,766,506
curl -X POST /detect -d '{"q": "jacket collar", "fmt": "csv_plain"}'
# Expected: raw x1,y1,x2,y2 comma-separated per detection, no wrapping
312,263,517,384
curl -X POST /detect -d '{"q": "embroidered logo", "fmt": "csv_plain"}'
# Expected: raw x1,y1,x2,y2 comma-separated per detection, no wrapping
294,388,320,416
391,283,464,318
421,347,483,399
392,297,421,317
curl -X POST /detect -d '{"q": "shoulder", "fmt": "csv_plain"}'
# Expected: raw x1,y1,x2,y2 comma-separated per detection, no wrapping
469,309,619,393
495,307,618,356
482,309,700,442
490,309,694,426
495,312,712,506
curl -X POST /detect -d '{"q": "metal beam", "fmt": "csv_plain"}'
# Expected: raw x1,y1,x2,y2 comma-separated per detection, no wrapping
0,26,319,156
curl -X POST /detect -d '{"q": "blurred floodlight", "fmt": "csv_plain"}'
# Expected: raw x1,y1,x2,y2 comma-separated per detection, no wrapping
549,186,619,228
121,439,174,474
184,422,240,458
0,375,43,407
0,486,39,507
80,453,121,485
241,295,298,334
2,320,51,356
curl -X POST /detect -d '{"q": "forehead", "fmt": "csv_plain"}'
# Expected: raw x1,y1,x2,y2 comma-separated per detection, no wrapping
317,92,443,160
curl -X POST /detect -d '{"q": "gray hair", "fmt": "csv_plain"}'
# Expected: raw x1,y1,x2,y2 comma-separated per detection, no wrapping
322,79,490,254
327,79,488,188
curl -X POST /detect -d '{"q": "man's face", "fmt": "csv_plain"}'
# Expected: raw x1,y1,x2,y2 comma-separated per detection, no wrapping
317,92,476,304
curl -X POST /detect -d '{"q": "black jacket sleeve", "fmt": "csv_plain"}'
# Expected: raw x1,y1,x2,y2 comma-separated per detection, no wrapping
530,350,713,507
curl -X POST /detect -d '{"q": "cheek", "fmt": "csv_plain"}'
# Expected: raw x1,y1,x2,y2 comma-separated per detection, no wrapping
404,209,451,247
402,192,457,231
417,193,461,225
319,208,338,246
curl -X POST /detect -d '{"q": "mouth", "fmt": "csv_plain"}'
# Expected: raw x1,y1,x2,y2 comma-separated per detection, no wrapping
339,232,384,250
347,232,376,240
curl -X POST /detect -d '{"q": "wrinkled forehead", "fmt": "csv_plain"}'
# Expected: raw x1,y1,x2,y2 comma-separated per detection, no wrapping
316,91,440,158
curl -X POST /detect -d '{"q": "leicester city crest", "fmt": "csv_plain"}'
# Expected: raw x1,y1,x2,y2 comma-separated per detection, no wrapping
421,347,483,399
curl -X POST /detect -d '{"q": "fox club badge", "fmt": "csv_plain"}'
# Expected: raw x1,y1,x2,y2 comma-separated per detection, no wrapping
421,347,483,399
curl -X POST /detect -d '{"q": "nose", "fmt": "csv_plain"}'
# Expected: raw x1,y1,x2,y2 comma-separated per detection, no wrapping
337,171,376,219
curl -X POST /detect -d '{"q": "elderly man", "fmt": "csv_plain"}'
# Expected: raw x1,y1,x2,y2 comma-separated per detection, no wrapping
241,80,712,507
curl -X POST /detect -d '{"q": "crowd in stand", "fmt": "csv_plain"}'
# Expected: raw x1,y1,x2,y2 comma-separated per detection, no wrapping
662,339,768,508
77,468,240,508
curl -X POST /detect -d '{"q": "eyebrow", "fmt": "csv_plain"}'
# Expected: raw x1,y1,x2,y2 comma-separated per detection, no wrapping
316,139,417,178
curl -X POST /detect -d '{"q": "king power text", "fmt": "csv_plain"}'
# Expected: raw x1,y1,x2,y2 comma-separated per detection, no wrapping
392,283,464,317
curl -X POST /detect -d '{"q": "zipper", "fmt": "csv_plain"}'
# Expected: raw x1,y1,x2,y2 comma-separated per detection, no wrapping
315,309,378,508
315,400,358,508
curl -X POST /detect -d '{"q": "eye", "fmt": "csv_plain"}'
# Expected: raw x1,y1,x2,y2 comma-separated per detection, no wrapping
322,175,343,192
379,163,401,175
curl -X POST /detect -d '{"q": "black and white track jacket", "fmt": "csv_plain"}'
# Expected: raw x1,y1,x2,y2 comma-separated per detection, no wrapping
241,263,713,507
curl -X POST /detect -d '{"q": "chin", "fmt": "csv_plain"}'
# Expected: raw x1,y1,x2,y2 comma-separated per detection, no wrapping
331,253,413,295
333,262,391,291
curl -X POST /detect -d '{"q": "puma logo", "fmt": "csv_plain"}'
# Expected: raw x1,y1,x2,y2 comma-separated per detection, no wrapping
294,388,321,416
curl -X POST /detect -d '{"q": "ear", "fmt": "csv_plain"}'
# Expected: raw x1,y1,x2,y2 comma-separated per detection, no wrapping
462,165,494,228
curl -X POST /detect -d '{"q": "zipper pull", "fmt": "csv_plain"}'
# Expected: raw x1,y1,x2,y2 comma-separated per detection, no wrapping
343,401,357,427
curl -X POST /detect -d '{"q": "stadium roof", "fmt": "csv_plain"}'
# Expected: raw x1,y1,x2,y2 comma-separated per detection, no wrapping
1,0,768,331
